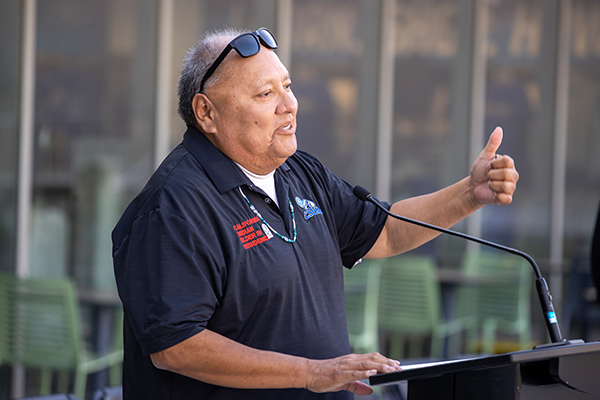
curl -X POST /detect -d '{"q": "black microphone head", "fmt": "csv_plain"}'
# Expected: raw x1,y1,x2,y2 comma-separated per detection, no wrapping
352,185,372,202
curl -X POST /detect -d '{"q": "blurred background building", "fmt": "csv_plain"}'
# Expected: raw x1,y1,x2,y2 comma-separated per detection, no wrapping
1,0,599,398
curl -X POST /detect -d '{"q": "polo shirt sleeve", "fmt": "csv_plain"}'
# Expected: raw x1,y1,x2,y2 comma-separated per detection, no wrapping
328,175,390,268
292,151,390,268
113,207,225,356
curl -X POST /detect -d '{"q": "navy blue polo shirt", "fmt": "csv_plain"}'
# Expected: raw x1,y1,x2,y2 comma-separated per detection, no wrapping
112,126,389,399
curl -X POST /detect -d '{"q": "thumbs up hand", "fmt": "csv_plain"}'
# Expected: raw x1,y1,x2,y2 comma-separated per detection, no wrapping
470,127,520,205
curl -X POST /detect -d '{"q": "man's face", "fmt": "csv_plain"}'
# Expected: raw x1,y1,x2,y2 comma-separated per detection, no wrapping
201,46,298,175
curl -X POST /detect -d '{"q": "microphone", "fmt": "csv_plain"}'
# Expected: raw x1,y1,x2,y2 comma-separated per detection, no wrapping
353,185,577,347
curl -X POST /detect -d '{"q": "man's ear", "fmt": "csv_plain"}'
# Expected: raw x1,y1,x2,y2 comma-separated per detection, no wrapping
192,93,217,134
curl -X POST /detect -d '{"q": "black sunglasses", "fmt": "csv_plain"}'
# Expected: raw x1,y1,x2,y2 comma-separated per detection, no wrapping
199,27,278,93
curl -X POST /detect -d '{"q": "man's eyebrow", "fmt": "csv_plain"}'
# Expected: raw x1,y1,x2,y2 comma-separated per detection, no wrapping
255,74,292,87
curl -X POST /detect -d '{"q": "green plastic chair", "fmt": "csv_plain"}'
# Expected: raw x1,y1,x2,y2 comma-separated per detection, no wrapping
377,255,469,359
454,251,532,354
344,261,381,354
0,271,15,366
2,274,123,397
109,307,124,385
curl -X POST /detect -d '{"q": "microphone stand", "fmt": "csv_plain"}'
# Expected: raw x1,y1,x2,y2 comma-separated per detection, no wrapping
354,186,583,347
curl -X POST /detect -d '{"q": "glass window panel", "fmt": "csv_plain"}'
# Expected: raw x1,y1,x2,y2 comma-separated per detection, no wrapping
0,0,20,273
290,0,380,188
170,0,277,148
390,0,467,261
32,0,158,290
564,0,600,260
482,0,554,259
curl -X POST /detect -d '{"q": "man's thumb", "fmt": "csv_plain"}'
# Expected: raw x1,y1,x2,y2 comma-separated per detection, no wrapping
482,126,503,158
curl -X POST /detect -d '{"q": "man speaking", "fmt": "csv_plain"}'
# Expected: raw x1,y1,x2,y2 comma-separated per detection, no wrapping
112,27,519,399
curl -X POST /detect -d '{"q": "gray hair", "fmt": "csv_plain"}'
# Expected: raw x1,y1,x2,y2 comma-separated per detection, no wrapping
177,27,249,127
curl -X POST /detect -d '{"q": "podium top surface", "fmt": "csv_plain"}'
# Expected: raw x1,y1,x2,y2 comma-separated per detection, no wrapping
370,341,600,386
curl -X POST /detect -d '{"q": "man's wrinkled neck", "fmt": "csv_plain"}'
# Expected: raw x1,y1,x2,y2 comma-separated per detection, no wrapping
200,130,285,175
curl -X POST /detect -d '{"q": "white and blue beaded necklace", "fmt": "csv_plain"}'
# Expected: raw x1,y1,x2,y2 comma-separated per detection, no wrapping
237,186,297,243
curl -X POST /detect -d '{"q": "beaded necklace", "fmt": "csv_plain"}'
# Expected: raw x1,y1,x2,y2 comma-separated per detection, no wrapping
238,186,297,243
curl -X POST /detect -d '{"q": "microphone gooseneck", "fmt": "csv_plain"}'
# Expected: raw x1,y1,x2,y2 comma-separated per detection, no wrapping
353,185,566,345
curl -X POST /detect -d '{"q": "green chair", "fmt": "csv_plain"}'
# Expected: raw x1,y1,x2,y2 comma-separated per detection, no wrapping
0,271,15,366
344,261,381,354
3,274,123,398
109,307,124,385
455,251,532,354
377,255,468,359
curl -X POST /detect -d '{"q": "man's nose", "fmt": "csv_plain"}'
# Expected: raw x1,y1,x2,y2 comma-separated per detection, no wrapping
276,90,298,115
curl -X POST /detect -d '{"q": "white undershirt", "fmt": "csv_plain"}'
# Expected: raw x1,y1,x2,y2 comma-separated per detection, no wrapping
235,163,279,207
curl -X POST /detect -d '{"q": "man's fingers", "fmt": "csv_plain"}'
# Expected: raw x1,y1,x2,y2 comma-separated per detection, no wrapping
344,380,375,396
489,154,516,170
488,153,519,206
488,165,519,182
357,361,400,375
494,192,514,205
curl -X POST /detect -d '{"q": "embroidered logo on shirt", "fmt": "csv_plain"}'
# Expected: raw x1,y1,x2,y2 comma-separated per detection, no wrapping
143,317,160,330
295,197,323,220
233,216,270,249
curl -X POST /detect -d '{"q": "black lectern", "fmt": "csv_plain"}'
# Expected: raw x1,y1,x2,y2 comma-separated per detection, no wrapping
370,341,600,399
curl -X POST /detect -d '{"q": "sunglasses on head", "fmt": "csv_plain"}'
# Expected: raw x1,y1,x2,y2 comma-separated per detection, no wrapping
199,27,279,93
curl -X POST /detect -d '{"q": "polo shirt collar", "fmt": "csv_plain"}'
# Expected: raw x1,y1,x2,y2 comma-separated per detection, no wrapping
182,126,291,194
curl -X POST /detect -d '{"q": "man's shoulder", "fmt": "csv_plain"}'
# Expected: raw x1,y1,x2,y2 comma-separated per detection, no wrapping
155,143,208,187
135,146,206,208
112,145,209,243
290,149,323,166
286,150,330,178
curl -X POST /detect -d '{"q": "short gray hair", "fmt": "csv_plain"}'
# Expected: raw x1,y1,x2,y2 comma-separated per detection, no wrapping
177,27,249,127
